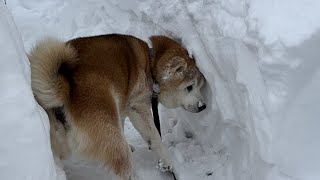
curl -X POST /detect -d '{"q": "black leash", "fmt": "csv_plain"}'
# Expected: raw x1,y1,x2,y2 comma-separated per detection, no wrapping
152,97,161,136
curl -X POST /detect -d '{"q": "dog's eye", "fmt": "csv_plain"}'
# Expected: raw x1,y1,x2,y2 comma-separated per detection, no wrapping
186,85,193,92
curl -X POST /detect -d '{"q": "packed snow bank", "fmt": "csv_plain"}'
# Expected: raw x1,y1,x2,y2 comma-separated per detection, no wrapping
260,26,320,180
0,3,65,180
5,0,320,180
249,1,320,179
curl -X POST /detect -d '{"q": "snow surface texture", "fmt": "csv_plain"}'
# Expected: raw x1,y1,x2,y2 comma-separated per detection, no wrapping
0,3,66,180
3,0,320,179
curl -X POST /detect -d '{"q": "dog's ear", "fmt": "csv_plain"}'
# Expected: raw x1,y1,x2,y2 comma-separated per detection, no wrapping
162,56,187,80
169,56,187,73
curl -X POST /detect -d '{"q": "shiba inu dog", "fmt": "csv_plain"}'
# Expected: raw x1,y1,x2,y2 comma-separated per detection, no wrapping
29,34,206,180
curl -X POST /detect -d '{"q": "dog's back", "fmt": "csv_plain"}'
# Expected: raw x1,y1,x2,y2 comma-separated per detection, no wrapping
67,35,151,112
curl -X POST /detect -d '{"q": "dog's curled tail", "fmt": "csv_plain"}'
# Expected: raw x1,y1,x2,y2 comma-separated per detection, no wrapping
29,37,77,109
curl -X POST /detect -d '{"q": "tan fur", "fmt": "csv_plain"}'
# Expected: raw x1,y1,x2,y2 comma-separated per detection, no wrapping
29,34,206,180
29,38,78,109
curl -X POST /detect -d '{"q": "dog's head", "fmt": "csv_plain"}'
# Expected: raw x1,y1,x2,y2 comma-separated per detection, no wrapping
150,36,206,113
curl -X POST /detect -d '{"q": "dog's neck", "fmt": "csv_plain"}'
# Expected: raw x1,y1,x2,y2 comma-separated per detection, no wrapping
148,48,160,96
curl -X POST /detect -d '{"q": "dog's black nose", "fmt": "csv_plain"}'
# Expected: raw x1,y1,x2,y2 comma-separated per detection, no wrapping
199,103,206,112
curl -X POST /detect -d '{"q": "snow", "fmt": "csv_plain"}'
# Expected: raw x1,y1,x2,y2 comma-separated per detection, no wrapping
249,0,320,46
0,3,65,180
2,0,320,180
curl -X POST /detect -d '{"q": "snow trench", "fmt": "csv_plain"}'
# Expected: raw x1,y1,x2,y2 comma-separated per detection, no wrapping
3,0,320,179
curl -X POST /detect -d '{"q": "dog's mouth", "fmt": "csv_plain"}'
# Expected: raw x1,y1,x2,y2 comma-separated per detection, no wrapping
184,102,206,113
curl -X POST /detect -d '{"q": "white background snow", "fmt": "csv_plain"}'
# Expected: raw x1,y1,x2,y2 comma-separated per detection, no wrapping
1,0,320,180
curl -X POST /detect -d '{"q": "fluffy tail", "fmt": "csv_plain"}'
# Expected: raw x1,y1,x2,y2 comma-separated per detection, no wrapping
28,38,77,109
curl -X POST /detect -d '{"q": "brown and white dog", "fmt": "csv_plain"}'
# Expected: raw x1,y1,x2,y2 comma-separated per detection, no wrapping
28,34,206,180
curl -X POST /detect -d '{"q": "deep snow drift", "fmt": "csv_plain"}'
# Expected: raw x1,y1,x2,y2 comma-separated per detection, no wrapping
2,0,320,179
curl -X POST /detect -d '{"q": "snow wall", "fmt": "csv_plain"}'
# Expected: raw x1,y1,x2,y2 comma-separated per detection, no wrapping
0,3,65,180
4,0,320,180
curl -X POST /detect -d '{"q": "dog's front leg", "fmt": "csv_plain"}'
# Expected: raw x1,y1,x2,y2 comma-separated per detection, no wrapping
128,103,172,172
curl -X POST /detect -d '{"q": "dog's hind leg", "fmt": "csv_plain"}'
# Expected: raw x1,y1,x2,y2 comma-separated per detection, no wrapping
121,117,135,152
47,109,70,160
128,102,172,172
68,106,132,180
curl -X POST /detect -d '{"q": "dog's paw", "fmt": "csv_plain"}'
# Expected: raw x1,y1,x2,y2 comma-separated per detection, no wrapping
157,159,173,172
